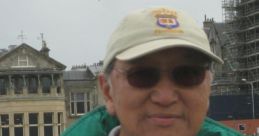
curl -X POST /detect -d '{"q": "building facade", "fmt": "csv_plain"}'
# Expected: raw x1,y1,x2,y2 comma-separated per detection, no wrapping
0,43,66,136
204,0,259,134
63,62,103,127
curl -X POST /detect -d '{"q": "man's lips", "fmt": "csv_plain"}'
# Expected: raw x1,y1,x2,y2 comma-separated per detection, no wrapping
147,114,183,127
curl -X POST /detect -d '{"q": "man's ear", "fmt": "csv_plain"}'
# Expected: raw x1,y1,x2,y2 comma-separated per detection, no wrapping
98,73,116,115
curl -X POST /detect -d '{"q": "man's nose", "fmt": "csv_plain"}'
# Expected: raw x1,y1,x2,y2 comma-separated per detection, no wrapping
150,75,179,106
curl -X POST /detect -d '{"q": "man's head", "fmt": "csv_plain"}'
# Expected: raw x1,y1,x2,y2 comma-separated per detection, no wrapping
99,7,223,136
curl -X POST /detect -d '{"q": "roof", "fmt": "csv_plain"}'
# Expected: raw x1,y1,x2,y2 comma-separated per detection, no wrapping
0,43,66,70
64,62,103,81
213,23,227,45
0,49,8,56
88,64,102,76
63,70,91,80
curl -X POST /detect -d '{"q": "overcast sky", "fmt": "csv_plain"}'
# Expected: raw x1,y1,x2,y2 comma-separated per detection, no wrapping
0,0,222,70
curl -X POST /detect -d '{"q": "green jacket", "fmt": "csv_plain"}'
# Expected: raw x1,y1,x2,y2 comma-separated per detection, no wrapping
61,106,243,136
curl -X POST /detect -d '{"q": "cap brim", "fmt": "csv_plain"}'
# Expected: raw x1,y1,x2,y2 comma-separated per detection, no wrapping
116,38,224,64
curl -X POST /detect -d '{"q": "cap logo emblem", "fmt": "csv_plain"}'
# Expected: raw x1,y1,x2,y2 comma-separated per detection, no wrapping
152,8,183,34
157,17,179,29
152,8,179,29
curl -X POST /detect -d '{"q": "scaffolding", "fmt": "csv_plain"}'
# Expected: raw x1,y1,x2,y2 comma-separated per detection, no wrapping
206,0,259,122
213,0,259,96
222,0,238,23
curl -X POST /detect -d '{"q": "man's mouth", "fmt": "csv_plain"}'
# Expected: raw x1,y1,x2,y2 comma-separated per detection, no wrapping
147,114,183,127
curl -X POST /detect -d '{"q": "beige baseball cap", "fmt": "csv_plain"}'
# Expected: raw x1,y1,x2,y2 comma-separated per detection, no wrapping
103,6,223,71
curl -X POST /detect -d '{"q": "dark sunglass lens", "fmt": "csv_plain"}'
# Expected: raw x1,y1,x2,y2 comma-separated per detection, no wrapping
127,68,159,88
172,66,206,86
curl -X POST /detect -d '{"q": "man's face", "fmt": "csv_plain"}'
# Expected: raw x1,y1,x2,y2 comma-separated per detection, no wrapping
100,48,212,136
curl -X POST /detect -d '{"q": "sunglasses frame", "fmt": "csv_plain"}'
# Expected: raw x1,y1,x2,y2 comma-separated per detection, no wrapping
113,63,211,89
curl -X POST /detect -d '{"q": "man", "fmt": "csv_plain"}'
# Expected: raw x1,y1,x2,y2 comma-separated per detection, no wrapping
62,7,243,136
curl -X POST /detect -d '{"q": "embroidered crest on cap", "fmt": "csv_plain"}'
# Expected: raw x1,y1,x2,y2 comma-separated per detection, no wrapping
152,8,179,29
157,17,179,29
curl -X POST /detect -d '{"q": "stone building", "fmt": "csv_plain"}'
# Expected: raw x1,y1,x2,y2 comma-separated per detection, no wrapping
63,62,103,126
0,43,66,136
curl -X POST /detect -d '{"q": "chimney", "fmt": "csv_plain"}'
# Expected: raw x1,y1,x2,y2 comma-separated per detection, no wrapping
39,33,50,56
40,41,50,56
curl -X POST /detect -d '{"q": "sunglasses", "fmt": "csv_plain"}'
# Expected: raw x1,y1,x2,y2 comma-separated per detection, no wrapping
114,65,210,88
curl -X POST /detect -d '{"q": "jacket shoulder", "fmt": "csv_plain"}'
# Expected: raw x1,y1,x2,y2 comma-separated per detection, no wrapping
61,106,119,136
197,118,243,136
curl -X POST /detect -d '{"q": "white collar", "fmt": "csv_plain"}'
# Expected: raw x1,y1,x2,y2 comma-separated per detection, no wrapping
108,126,121,136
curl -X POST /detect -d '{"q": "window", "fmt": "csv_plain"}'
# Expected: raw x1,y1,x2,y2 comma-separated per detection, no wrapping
42,76,51,94
54,75,62,94
0,114,9,136
14,113,23,136
70,92,92,116
14,113,23,125
57,86,61,94
18,55,28,66
27,76,38,94
2,128,9,136
14,128,23,136
11,55,35,68
87,92,91,112
29,113,38,136
0,78,7,95
1,114,9,125
71,93,84,115
44,112,53,136
57,112,64,136
44,126,53,136
12,76,24,94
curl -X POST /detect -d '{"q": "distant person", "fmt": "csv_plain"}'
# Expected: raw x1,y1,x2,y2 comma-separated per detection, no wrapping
61,6,243,136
